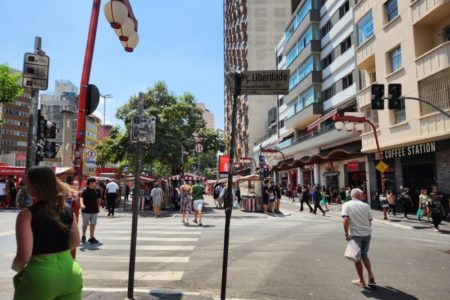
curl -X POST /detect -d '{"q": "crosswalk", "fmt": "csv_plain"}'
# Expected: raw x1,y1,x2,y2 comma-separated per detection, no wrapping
77,215,204,290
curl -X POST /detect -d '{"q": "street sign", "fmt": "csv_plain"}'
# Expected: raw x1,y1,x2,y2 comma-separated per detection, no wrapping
195,143,204,153
87,150,96,159
131,116,156,144
241,70,290,95
375,161,389,174
22,53,49,90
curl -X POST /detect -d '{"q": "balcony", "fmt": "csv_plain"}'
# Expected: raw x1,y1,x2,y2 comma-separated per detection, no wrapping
285,102,322,130
411,0,450,25
415,41,450,81
357,85,372,109
286,40,321,72
284,71,322,104
356,36,375,69
284,10,320,54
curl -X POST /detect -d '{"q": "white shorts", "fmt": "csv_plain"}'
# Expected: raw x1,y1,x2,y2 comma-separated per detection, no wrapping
193,199,204,211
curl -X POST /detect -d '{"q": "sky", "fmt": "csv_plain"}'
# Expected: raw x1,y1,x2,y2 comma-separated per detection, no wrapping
0,0,224,129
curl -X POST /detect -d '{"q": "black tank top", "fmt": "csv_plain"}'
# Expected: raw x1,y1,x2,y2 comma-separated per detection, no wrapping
29,201,73,255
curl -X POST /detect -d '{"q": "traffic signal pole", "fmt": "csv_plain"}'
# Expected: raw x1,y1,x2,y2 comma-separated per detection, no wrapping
25,37,42,171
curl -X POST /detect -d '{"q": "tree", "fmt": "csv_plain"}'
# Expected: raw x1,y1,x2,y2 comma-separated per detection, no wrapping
96,81,225,175
0,64,24,104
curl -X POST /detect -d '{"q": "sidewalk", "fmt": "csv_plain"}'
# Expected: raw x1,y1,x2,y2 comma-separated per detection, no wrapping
281,195,450,234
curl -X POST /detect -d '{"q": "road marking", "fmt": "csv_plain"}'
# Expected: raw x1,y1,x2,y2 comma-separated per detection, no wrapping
77,256,190,263
92,244,195,251
99,236,198,242
82,287,200,296
82,271,183,281
0,230,15,237
97,230,202,235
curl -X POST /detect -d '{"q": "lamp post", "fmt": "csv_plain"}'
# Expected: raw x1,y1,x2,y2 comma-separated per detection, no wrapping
260,148,286,162
332,114,385,193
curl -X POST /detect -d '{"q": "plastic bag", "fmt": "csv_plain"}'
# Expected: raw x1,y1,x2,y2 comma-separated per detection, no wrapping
344,239,360,262
416,207,423,219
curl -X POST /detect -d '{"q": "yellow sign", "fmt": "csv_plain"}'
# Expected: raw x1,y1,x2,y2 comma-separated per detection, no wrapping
376,161,389,174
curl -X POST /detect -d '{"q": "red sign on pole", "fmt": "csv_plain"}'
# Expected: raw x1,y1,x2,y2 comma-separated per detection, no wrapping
219,155,230,173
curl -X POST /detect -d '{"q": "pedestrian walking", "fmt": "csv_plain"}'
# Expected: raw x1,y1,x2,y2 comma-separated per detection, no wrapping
105,179,119,217
150,182,164,217
386,190,396,217
262,180,270,214
418,189,430,222
214,183,224,209
11,166,83,299
274,183,282,213
15,180,27,209
191,181,205,226
299,184,313,212
8,178,17,208
429,186,444,232
341,188,376,288
399,187,413,219
179,182,192,226
312,185,326,216
80,177,101,244
125,184,130,202
269,181,276,213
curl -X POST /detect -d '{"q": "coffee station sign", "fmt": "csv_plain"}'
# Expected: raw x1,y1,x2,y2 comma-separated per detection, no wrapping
375,142,436,160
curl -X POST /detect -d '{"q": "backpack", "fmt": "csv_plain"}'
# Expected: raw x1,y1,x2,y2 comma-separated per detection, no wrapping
213,186,221,199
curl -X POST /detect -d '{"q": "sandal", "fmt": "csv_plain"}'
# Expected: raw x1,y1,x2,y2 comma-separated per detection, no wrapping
352,279,366,287
368,278,376,286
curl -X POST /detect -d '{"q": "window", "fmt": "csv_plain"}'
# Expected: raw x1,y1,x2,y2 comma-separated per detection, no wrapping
278,97,284,106
321,53,333,69
320,21,332,38
394,110,406,124
340,36,352,54
286,26,314,66
384,0,398,22
442,26,450,42
357,12,373,45
289,56,315,91
279,120,285,128
321,85,336,101
284,0,312,42
339,1,350,19
342,73,353,90
389,46,402,73
286,87,318,118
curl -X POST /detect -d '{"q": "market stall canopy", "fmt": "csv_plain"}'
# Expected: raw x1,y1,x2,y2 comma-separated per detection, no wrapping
168,172,206,181
126,175,158,182
218,175,242,184
236,174,259,181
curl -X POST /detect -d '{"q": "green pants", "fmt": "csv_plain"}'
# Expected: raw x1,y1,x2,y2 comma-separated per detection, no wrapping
13,250,83,300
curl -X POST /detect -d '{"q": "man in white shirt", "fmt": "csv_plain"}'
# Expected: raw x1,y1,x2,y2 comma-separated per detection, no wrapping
150,182,164,218
105,179,119,217
341,188,375,288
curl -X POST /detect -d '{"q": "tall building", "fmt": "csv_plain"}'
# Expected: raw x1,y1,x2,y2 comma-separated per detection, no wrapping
196,102,215,129
254,0,364,189
0,69,31,167
224,0,291,161
354,0,450,198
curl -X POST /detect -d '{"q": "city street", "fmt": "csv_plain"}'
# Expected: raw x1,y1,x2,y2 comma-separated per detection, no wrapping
1,196,449,299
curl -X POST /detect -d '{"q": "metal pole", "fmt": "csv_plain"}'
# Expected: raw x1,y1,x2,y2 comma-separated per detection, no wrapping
127,93,144,299
221,73,240,300
25,37,42,171
402,96,450,118
74,0,101,188
365,119,385,193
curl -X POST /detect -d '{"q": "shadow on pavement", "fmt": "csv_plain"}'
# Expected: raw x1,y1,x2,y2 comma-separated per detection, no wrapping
78,242,103,252
412,225,433,230
361,285,419,300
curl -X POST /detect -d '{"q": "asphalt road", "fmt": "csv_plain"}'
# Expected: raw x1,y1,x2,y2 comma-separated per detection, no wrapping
0,198,449,300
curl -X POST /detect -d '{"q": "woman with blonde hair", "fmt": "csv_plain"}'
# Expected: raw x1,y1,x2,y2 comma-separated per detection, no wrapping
12,166,83,299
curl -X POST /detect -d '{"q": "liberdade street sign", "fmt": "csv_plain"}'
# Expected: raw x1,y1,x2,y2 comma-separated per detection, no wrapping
240,70,290,95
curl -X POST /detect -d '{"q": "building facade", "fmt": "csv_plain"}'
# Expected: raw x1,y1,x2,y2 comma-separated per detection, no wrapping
354,0,450,200
254,0,364,192
0,84,31,167
196,102,215,129
224,0,291,162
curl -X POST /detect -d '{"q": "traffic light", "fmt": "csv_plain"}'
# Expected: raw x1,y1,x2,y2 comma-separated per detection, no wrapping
371,84,385,110
43,140,59,158
37,109,58,139
388,83,404,110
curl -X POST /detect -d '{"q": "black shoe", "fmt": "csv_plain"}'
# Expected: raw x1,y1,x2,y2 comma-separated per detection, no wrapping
193,219,197,224
81,235,86,243
88,237,99,244
198,223,203,226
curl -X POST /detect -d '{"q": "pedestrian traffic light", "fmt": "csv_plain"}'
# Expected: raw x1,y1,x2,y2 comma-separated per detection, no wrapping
43,140,59,158
388,83,404,110
37,109,58,139
371,84,385,110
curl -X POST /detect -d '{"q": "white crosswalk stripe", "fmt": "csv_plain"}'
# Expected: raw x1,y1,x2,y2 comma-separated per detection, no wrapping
77,216,203,286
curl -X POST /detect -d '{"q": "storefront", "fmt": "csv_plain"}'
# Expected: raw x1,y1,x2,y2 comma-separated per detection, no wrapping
370,139,450,199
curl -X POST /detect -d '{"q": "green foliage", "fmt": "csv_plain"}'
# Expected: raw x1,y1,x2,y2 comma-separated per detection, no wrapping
97,81,225,176
0,64,24,104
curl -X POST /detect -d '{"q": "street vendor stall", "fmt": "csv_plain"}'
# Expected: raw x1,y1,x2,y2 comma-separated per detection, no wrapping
167,173,207,209
237,174,262,212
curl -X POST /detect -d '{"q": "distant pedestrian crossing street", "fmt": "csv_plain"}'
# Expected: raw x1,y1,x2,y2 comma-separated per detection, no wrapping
77,216,204,288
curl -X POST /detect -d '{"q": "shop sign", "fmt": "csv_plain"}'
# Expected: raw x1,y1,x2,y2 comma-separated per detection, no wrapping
219,155,230,174
375,142,436,160
347,161,359,172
